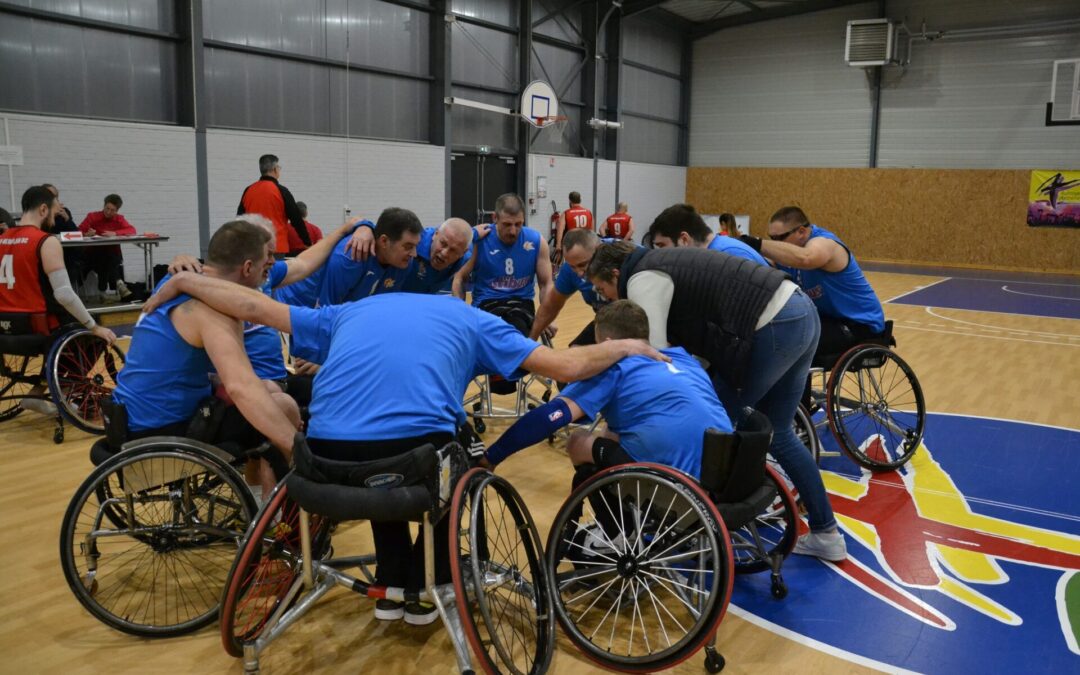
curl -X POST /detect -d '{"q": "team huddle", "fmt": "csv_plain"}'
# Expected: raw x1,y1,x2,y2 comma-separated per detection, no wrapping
2,154,890,624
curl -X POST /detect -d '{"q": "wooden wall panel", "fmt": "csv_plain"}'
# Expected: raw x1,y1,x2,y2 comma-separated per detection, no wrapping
685,168,1080,274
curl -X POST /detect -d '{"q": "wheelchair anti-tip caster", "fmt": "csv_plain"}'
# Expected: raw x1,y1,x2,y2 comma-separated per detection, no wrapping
53,428,64,444
473,418,486,434
771,574,788,600
704,646,725,673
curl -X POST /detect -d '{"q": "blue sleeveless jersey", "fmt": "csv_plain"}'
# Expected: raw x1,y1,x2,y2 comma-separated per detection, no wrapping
113,293,212,432
389,227,471,295
245,260,289,379
777,225,885,333
707,234,769,266
471,228,541,304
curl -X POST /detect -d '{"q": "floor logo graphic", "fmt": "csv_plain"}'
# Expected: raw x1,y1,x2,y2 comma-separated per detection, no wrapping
731,413,1080,673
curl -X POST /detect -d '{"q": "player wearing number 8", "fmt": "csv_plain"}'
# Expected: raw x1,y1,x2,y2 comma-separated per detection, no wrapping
555,191,594,253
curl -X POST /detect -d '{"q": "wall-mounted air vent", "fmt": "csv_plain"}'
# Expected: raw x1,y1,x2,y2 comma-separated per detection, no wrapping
846,19,908,67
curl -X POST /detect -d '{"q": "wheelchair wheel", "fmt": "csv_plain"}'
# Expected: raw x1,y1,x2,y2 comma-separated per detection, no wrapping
59,444,255,637
220,480,331,657
826,346,925,471
730,465,798,574
46,329,125,433
546,464,733,672
793,403,822,466
450,468,554,675
0,353,37,421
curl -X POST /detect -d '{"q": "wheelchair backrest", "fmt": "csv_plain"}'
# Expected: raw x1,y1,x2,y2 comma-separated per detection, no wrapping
699,410,774,504
292,433,439,491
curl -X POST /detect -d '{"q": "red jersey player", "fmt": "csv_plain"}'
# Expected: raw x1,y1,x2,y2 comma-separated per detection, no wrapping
601,202,635,240
555,191,594,253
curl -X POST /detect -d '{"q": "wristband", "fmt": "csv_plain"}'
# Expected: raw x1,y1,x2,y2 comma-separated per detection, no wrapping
739,234,762,252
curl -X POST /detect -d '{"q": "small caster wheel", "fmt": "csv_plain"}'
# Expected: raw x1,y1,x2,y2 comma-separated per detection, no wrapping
541,390,551,402
527,403,536,410
53,428,64,444
473,418,486,434
472,401,482,413
771,576,787,599
704,648,725,673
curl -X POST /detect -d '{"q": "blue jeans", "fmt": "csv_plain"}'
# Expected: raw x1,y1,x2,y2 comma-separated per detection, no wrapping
713,289,837,532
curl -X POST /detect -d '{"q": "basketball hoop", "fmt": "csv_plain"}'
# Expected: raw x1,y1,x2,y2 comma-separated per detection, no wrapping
533,115,568,129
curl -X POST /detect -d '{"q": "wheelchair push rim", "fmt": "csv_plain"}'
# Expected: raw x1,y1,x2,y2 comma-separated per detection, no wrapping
47,329,126,433
826,346,926,471
450,467,555,675
59,445,256,637
545,463,734,673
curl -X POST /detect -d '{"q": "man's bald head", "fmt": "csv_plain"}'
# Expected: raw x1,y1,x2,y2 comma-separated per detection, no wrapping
430,218,472,270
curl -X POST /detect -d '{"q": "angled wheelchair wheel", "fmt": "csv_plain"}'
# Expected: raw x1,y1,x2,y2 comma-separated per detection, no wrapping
793,403,822,466
59,443,255,637
220,480,331,658
0,352,38,422
826,346,925,471
450,468,554,675
546,464,733,672
46,329,125,434
730,465,798,574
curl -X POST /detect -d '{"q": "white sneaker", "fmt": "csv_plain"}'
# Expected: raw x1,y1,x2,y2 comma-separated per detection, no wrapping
116,280,134,300
793,530,847,562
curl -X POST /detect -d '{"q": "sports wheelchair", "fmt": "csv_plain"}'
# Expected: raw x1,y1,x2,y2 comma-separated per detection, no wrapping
465,332,555,435
793,320,926,471
59,432,288,637
544,411,797,673
218,433,553,674
0,313,124,443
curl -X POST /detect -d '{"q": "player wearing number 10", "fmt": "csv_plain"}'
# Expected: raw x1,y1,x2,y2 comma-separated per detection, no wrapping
555,191,594,253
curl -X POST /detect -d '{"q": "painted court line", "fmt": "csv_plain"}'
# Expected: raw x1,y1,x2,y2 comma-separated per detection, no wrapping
904,301,1080,323
1001,285,1080,301
896,323,1080,347
924,307,1080,340
884,277,951,304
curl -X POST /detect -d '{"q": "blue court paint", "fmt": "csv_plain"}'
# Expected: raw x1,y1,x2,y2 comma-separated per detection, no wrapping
730,414,1080,674
889,277,1080,320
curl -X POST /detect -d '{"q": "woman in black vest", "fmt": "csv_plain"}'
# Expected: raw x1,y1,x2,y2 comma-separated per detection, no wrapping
587,240,846,562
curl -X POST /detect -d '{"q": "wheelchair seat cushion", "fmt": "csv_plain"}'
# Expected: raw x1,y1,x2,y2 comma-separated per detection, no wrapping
0,333,50,357
286,473,434,523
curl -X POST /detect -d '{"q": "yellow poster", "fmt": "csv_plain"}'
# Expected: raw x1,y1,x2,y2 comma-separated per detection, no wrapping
1028,170,1080,227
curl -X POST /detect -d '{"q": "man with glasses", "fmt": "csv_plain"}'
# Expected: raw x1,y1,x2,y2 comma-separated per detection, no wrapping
740,205,885,361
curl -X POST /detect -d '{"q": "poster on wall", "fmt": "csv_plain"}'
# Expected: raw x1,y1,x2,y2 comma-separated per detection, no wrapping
1027,170,1080,228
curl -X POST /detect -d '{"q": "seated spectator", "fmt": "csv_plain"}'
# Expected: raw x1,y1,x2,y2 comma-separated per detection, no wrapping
42,184,84,287
79,194,135,300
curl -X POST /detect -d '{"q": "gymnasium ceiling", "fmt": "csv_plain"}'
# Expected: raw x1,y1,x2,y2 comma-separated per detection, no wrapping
623,0,872,38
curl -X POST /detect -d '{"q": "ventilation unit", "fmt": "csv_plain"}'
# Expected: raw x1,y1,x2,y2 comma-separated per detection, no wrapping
846,19,908,67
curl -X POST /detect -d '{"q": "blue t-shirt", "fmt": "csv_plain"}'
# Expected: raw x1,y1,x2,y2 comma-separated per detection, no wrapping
273,221,400,306
553,237,624,310
471,228,542,304
776,225,885,333
245,260,289,379
560,347,731,479
113,293,212,432
289,294,542,441
396,226,472,295
707,234,769,266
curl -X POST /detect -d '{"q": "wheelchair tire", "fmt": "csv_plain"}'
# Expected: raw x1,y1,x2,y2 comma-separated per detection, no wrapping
46,329,126,434
545,463,733,673
826,346,926,471
59,444,256,637
730,465,798,575
450,468,554,675
220,480,331,658
794,403,822,466
0,353,36,422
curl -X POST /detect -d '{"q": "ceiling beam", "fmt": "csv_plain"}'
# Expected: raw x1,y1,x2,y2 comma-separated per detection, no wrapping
693,0,870,39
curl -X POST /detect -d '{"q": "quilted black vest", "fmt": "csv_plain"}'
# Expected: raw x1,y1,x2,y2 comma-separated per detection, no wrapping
618,246,789,388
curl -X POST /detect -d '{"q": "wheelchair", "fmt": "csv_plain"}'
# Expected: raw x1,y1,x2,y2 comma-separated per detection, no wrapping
544,411,795,673
59,433,287,637
218,433,553,674
465,333,555,435
799,320,926,471
0,313,124,443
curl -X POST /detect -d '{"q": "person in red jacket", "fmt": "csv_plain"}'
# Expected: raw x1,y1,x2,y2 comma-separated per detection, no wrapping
238,154,310,257
79,194,136,300
286,201,324,255
555,191,594,254
601,202,635,240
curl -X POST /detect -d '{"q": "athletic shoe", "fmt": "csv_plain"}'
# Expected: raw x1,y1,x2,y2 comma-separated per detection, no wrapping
374,599,404,621
793,529,847,562
404,601,438,626
116,280,133,301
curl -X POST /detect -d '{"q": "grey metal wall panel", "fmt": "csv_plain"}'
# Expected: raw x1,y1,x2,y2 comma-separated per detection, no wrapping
452,23,517,89
622,65,681,121
690,2,879,167
531,42,585,105
8,0,175,31
333,0,430,74
0,15,178,122
621,116,680,165
622,16,681,75
531,0,582,44
452,0,516,28
345,70,430,141
450,87,517,150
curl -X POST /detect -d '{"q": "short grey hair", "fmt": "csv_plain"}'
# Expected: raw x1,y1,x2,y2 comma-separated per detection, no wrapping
259,154,279,175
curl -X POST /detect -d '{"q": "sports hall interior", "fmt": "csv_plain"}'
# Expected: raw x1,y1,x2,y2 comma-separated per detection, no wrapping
1,0,1078,674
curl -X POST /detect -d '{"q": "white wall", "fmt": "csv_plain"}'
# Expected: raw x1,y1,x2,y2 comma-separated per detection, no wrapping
527,154,687,243
0,112,197,281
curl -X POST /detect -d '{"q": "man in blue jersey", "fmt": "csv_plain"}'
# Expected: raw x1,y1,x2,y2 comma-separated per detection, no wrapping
530,228,611,347
390,217,473,295
647,203,768,265
742,206,886,363
273,207,421,308
113,220,301,498
142,272,668,627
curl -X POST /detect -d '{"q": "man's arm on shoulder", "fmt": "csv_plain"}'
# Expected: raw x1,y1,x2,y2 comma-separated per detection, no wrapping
451,242,479,300
146,272,293,333
521,340,667,383
759,236,843,271
192,305,296,451
282,221,354,286
535,237,555,303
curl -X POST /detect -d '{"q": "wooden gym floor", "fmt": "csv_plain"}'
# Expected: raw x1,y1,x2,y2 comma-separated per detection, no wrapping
2,267,1078,674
